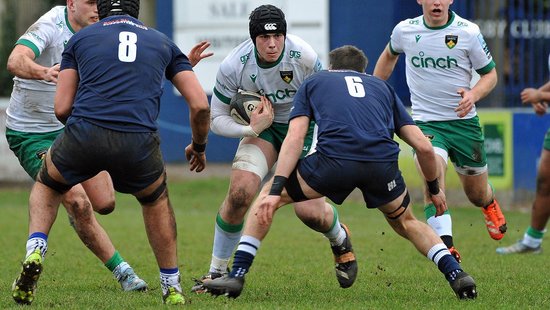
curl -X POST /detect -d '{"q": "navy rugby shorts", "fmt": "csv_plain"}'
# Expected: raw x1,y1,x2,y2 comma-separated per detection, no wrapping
50,119,165,193
294,152,406,208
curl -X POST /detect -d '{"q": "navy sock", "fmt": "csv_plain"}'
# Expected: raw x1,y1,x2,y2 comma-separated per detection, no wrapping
437,254,462,282
229,250,255,278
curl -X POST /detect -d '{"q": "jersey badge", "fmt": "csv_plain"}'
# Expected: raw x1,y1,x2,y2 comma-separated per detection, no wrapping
280,71,293,84
250,74,257,83
445,35,458,49
415,35,422,43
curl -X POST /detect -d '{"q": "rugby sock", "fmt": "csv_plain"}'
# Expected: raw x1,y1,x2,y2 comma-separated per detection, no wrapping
323,205,346,246
105,250,124,272
160,268,182,295
229,235,261,278
210,213,243,273
522,226,545,248
26,232,48,259
427,243,462,282
425,203,453,241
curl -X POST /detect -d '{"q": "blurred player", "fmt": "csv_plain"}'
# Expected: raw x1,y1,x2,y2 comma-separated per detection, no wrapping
6,0,148,300
374,0,506,261
203,45,477,300
497,53,550,254
192,4,357,293
10,0,210,305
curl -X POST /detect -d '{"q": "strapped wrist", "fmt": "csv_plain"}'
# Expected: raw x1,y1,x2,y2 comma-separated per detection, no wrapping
426,178,440,195
269,175,288,196
244,125,259,137
192,140,206,153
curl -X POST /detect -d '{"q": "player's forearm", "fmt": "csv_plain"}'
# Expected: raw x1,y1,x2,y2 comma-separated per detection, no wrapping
274,136,303,178
210,99,258,138
7,53,49,80
190,108,210,145
373,46,398,80
538,80,550,93
471,69,497,102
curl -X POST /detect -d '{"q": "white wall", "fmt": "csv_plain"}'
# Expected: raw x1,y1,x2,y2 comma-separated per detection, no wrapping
0,99,32,182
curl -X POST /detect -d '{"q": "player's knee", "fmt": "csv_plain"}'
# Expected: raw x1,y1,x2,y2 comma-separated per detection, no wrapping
94,201,115,215
227,187,254,212
63,194,94,223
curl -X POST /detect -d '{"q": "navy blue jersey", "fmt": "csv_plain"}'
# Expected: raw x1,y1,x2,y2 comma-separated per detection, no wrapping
61,16,193,132
290,70,415,162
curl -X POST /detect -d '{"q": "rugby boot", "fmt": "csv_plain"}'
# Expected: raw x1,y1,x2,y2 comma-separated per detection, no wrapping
481,199,507,240
331,224,358,288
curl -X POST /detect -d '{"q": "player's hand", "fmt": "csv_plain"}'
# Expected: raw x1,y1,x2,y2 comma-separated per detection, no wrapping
188,41,213,67
185,143,206,172
255,195,280,226
455,88,477,118
250,96,274,134
430,190,447,216
45,63,60,83
520,88,541,104
532,102,548,116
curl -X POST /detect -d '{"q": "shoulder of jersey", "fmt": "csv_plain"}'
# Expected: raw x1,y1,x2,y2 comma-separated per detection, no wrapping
221,39,254,69
285,34,318,65
397,16,423,29
451,13,480,33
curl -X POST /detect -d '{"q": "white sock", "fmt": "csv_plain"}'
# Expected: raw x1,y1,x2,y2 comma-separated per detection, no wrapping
522,233,543,248
426,243,451,264
160,270,181,295
26,237,48,259
210,223,241,273
427,214,453,237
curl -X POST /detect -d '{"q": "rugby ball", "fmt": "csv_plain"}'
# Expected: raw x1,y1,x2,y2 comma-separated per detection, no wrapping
229,91,262,125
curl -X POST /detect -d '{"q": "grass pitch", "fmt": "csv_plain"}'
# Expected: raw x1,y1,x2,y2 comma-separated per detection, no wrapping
0,178,548,309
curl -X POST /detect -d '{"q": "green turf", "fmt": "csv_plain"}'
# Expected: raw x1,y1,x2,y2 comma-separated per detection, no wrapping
0,178,547,309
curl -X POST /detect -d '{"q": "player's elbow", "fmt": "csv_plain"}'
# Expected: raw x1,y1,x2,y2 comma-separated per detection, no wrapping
54,105,70,124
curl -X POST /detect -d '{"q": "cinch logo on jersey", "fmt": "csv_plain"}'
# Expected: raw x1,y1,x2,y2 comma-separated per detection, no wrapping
263,88,297,103
411,51,458,69
264,23,278,31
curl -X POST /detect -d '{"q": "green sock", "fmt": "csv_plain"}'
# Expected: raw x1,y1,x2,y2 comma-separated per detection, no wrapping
526,226,545,239
424,203,450,219
105,250,124,272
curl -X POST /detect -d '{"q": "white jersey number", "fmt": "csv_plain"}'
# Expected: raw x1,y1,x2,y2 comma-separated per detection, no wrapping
118,31,137,62
344,76,365,98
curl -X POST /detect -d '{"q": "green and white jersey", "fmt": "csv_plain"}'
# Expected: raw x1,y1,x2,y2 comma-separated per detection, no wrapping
389,11,495,121
6,6,74,132
213,34,323,124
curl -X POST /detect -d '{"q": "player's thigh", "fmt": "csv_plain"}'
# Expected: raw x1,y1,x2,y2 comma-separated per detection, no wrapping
80,171,115,212
5,128,62,179
233,136,278,178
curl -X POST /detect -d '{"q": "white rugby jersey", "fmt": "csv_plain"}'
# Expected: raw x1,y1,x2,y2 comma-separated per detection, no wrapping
7,6,74,132
389,11,495,121
213,34,322,124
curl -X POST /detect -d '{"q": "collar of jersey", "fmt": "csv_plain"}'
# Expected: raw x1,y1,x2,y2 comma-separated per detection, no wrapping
423,10,455,30
254,44,286,69
64,7,76,34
